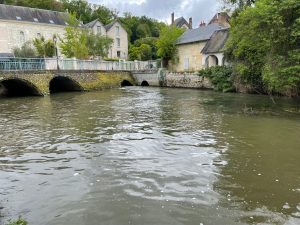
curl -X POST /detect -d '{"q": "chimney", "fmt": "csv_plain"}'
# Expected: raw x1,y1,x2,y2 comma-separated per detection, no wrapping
199,20,206,27
171,12,175,25
189,17,193,29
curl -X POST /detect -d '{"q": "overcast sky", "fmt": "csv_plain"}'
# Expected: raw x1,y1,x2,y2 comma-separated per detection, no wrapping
88,0,222,28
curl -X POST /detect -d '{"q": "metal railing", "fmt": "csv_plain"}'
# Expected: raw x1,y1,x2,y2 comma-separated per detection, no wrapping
0,57,161,72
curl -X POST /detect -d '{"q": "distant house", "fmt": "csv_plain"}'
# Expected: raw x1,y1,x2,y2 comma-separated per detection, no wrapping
171,12,192,29
170,12,230,72
0,4,68,56
85,19,128,60
0,4,128,59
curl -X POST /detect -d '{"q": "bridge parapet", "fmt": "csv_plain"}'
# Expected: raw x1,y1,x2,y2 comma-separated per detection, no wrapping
0,57,161,72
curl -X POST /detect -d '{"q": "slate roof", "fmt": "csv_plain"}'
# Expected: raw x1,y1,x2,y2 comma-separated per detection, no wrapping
0,4,69,26
176,23,224,45
201,28,229,54
104,20,118,31
174,17,189,28
85,19,99,28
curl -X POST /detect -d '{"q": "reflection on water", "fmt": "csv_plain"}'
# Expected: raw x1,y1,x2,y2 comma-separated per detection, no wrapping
0,88,299,225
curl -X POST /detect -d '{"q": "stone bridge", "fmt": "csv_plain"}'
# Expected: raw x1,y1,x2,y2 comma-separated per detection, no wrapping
0,70,136,97
0,69,212,97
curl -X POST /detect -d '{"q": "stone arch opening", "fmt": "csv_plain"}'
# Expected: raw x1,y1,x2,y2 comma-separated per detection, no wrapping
205,55,219,68
0,78,41,97
121,80,133,87
49,76,84,94
141,81,149,86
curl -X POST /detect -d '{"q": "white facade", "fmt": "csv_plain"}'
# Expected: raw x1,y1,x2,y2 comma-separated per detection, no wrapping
0,20,65,55
106,22,128,60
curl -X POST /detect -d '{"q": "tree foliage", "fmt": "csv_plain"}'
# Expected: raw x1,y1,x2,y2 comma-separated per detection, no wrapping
119,13,167,44
59,14,113,59
86,33,113,58
61,0,117,24
156,26,184,66
13,42,37,58
225,0,300,96
2,0,64,11
33,36,55,57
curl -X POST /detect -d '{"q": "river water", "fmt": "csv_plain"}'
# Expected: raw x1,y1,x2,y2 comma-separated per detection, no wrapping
0,87,299,225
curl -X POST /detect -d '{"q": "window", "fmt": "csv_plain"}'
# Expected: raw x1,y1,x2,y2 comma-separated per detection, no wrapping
115,26,120,36
33,18,39,22
49,20,54,24
20,31,25,44
116,38,120,48
184,58,189,70
117,51,121,58
97,26,101,35
16,16,22,20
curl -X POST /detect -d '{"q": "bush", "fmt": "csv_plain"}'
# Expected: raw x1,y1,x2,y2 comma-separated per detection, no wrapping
199,66,235,92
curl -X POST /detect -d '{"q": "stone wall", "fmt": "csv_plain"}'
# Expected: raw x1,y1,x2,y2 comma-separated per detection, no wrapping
133,70,213,89
0,71,136,96
131,71,161,86
164,72,213,89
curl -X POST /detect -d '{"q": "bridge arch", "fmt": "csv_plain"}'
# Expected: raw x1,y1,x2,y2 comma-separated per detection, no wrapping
141,81,149,86
49,76,84,94
0,78,42,97
121,80,133,87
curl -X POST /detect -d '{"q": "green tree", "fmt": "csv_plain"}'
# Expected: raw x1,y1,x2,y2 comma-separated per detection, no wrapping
33,36,55,57
133,37,158,59
225,0,300,96
86,32,113,58
59,14,89,59
129,43,152,61
156,26,184,67
61,0,117,24
3,0,64,11
13,42,37,58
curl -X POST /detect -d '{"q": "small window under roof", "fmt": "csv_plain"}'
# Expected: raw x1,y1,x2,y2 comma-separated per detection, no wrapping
33,18,39,22
49,20,54,24
16,16,22,20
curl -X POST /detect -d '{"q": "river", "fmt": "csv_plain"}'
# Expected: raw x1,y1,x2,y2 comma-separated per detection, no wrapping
0,87,299,225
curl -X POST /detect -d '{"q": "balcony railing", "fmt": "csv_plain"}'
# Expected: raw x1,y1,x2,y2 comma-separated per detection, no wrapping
0,58,161,72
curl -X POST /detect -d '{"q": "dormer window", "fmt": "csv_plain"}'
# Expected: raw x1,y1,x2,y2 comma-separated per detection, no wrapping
33,18,39,22
49,20,54,24
16,16,22,20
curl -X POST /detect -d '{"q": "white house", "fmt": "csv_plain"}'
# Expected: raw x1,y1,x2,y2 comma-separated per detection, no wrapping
85,19,128,60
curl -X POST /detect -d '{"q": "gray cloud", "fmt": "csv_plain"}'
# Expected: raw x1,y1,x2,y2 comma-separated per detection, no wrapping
88,0,221,27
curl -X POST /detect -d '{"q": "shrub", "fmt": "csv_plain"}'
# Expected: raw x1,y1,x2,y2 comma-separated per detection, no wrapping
199,66,235,92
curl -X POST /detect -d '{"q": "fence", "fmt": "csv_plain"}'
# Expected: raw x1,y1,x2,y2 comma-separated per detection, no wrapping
0,57,161,72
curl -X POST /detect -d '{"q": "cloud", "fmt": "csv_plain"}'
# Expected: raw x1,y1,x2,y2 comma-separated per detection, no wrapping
88,0,221,27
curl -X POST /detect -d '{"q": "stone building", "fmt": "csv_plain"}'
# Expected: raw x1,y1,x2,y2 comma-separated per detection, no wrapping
85,19,128,59
170,12,230,72
0,4,128,59
0,4,67,55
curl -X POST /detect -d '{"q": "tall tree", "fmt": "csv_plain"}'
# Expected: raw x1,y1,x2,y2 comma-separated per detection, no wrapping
225,0,300,96
157,26,184,67
3,0,64,11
